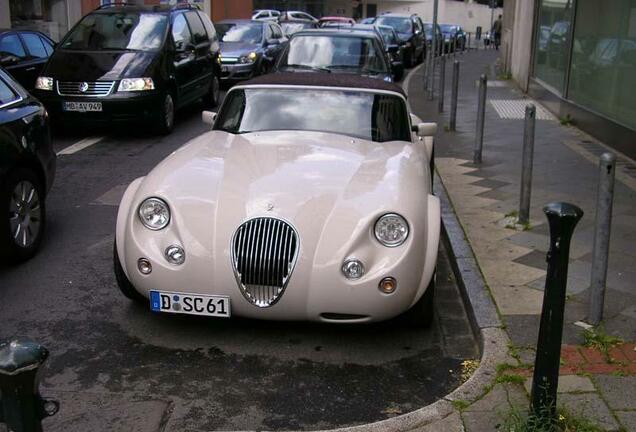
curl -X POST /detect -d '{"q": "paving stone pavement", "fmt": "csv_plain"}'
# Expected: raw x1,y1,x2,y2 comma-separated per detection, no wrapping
407,50,636,431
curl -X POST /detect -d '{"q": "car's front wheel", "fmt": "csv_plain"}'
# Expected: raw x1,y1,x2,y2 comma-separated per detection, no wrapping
204,74,221,108
113,242,146,304
0,168,46,264
400,271,436,328
157,93,175,135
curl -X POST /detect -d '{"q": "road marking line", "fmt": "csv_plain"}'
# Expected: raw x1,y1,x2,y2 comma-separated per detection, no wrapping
56,136,104,156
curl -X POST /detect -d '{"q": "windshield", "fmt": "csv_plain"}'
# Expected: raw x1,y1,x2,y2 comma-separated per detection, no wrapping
375,17,412,34
217,23,263,43
279,35,388,74
377,26,397,45
424,24,434,38
214,88,410,142
60,12,167,51
440,24,455,34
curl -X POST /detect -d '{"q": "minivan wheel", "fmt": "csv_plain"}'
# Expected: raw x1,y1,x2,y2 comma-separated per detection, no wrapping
204,75,221,107
0,168,46,264
157,93,175,135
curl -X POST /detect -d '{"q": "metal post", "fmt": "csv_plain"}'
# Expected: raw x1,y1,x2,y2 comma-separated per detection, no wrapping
474,74,487,164
452,36,457,57
468,32,472,50
519,104,536,225
588,153,616,326
0,339,59,432
438,55,446,113
427,0,439,100
450,60,459,131
530,203,584,425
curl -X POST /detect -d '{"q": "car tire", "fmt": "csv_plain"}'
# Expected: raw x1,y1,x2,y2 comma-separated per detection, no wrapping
113,242,147,304
157,93,175,135
204,74,221,108
400,271,436,329
0,168,46,264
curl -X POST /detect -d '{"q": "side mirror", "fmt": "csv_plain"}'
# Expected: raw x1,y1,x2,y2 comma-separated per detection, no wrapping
412,122,437,137
202,110,216,126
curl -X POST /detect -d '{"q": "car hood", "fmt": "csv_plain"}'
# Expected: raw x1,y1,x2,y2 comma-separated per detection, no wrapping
135,130,427,239
44,50,157,81
219,41,261,57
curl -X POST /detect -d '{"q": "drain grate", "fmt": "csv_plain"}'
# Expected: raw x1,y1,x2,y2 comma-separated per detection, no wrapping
490,99,556,121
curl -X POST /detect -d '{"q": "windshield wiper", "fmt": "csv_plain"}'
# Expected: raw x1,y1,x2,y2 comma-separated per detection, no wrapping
282,64,332,73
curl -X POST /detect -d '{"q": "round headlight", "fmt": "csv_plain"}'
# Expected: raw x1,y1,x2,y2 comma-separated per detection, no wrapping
138,198,170,230
342,258,365,280
374,213,409,247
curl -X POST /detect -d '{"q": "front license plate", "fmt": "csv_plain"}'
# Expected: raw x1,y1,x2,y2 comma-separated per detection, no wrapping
63,101,102,112
149,290,231,318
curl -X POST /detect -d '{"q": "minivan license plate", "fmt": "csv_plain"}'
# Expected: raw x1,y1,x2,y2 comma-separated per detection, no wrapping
63,101,102,112
149,290,231,318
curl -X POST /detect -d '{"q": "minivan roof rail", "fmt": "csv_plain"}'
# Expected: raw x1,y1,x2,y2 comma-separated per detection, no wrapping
172,2,201,11
96,1,129,9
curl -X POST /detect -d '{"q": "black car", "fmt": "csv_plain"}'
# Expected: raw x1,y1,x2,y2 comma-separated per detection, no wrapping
275,29,393,82
374,14,425,67
347,24,405,80
0,68,55,263
424,22,444,57
33,4,221,134
440,24,466,52
0,29,55,91
216,20,287,82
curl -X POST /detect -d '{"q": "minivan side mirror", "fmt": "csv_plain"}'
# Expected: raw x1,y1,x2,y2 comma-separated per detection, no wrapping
412,122,437,137
202,110,217,126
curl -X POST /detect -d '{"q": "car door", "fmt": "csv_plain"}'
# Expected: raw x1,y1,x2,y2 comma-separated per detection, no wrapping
267,24,286,63
171,12,198,106
0,33,30,89
185,11,214,99
412,17,424,57
17,32,52,91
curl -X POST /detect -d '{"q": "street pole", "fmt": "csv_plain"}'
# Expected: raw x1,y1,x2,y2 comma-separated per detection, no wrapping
427,0,439,100
530,203,583,426
474,74,487,164
490,0,495,39
450,60,459,131
519,104,536,226
588,153,616,326
438,55,446,113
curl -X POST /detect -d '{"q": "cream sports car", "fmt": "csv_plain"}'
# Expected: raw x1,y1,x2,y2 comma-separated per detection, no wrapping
114,73,440,326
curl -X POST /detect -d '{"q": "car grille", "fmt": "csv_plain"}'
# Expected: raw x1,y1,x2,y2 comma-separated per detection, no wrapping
231,217,299,308
56,81,115,97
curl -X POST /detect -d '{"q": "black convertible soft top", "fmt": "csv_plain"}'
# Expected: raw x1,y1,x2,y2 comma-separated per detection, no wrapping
240,72,407,98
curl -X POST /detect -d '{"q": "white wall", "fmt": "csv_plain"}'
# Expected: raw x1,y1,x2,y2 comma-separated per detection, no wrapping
375,0,503,33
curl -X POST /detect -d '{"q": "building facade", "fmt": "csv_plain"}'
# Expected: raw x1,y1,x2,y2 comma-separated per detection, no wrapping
0,0,252,42
504,0,636,158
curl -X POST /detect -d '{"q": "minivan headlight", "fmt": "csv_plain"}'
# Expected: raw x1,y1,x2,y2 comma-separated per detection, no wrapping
138,197,170,230
374,213,409,247
118,78,155,92
35,76,53,91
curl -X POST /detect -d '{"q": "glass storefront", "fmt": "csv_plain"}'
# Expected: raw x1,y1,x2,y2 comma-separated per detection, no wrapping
568,0,636,130
9,0,69,41
533,0,574,94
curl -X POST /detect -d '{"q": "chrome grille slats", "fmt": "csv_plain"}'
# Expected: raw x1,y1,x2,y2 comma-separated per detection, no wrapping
56,81,115,97
231,217,299,308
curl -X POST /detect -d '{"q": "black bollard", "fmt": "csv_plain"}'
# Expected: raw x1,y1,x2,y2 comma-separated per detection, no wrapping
530,203,583,425
0,339,59,432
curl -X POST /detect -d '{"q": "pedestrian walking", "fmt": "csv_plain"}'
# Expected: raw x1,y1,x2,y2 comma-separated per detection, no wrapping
492,14,502,50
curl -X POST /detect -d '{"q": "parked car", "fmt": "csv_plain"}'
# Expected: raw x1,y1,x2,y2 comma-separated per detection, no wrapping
359,17,376,24
318,17,356,27
0,29,55,91
252,9,280,21
275,29,393,81
0,68,55,263
216,20,287,82
279,20,317,37
374,13,425,67
347,24,405,80
32,4,222,134
440,24,461,53
278,11,318,23
114,73,440,327
424,22,444,56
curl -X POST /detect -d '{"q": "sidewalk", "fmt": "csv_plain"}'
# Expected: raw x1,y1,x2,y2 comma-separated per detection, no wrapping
407,50,636,431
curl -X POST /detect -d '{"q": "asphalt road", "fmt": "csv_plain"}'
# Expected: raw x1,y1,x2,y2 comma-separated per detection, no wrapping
0,89,478,431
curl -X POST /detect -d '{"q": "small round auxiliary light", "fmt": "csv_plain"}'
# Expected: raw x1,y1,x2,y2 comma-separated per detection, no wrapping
342,258,365,280
379,277,397,294
138,258,152,275
165,245,186,265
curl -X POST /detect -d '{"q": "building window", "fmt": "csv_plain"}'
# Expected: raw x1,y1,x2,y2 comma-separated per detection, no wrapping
9,0,68,41
533,0,574,94
568,0,636,131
